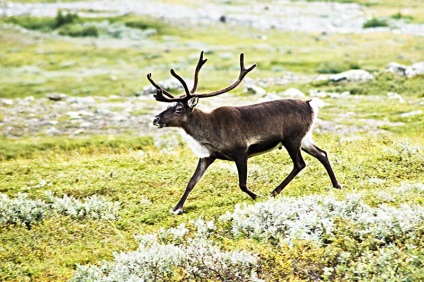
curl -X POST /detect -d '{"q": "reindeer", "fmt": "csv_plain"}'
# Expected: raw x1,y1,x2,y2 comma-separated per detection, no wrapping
148,51,342,215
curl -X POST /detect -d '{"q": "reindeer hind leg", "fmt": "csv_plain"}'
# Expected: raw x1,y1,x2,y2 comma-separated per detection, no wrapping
301,136,342,189
271,140,306,196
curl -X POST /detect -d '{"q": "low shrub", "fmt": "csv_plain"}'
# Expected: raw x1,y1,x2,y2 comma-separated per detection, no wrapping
71,222,261,282
0,192,120,227
54,10,79,29
3,10,79,32
4,16,55,32
391,12,413,22
317,61,360,74
123,16,169,34
71,183,424,281
220,185,424,245
0,193,48,227
58,25,99,37
328,243,424,281
363,17,389,28
45,192,120,221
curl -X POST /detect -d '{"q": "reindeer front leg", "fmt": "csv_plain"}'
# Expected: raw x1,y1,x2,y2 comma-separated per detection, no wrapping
234,154,259,200
172,157,216,215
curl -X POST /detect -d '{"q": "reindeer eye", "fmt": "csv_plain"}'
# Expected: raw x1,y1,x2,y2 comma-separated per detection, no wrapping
175,107,183,114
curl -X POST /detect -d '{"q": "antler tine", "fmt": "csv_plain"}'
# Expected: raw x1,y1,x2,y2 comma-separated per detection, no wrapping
238,53,256,81
154,88,172,102
193,53,256,98
190,51,208,94
147,73,175,99
170,69,192,99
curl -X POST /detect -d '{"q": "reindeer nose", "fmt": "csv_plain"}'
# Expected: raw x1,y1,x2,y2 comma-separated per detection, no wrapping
153,116,161,126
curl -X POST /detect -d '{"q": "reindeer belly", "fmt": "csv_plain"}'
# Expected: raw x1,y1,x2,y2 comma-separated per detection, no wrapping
247,138,283,157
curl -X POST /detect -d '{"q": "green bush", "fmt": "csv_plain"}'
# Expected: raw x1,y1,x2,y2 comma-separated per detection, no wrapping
124,20,152,30
58,25,99,37
53,11,97,37
4,16,55,32
4,10,80,32
317,61,360,74
123,16,170,34
53,10,80,29
391,12,413,22
363,17,389,28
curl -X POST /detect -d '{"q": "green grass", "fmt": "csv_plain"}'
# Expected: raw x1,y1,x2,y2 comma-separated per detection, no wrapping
9,0,92,2
290,72,424,98
1,1,424,280
316,61,361,74
1,13,424,99
0,135,154,161
0,30,422,98
1,131,423,281
301,0,424,23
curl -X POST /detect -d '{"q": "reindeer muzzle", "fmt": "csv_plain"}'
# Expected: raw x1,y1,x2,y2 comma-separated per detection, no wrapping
153,116,165,128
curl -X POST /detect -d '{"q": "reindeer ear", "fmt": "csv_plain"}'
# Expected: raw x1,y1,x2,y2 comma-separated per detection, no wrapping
187,97,199,109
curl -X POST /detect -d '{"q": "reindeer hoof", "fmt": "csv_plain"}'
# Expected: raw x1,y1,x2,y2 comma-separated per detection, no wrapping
270,190,279,198
171,208,184,215
334,183,343,189
249,193,260,200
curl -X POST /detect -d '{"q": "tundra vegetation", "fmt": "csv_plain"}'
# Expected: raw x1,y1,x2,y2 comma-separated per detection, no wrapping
0,0,424,281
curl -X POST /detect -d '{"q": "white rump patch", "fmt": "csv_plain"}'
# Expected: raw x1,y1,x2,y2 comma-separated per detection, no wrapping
180,130,211,158
302,98,325,150
301,131,315,150
309,98,326,113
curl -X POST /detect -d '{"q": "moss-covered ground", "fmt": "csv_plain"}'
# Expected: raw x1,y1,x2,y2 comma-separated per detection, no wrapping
1,0,423,281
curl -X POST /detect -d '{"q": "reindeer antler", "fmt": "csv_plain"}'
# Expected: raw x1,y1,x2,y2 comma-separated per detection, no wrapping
147,51,256,103
193,53,256,98
147,73,178,101
190,51,207,94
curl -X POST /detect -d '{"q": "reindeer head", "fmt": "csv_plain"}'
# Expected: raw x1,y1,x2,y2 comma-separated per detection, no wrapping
148,51,256,128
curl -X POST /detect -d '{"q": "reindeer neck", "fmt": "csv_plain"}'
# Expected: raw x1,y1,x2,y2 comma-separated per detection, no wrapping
181,108,211,138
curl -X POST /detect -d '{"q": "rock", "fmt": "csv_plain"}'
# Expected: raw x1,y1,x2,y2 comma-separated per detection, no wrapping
68,96,96,104
0,98,14,106
385,62,424,78
281,88,305,97
79,122,93,128
262,92,282,101
112,115,128,122
400,110,422,117
385,62,407,76
41,120,59,126
245,84,266,96
67,111,95,119
309,89,350,98
309,89,328,98
72,129,85,136
338,91,351,98
330,69,374,82
405,62,424,78
44,127,61,135
387,92,404,103
46,93,67,101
